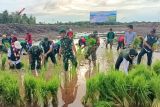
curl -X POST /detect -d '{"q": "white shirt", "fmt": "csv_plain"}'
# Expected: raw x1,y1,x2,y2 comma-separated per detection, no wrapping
122,58,129,74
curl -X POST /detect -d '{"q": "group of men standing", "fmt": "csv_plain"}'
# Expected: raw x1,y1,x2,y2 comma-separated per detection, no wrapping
114,25,158,73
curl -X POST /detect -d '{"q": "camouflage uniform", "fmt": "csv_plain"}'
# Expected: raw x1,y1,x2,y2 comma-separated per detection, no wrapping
28,46,43,70
60,36,77,71
85,34,99,61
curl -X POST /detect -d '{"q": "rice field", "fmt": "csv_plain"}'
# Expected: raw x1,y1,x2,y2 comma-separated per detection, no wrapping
0,38,160,107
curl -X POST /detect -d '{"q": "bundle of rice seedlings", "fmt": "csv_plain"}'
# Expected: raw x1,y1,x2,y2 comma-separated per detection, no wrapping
24,74,39,105
152,60,160,75
0,72,21,106
150,76,160,107
128,76,151,107
129,64,155,80
98,71,129,107
37,78,49,107
1,53,7,70
47,77,60,106
132,37,141,49
83,73,101,106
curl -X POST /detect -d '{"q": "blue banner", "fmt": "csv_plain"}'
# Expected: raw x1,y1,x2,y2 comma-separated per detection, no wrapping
90,11,117,23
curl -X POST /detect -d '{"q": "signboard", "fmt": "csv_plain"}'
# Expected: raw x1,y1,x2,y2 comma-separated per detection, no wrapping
90,11,117,23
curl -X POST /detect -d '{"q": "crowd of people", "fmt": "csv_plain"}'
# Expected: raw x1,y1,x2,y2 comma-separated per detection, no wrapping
0,25,158,76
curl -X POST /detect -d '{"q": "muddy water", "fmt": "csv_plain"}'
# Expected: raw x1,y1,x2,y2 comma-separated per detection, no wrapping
56,38,118,107
8,38,160,107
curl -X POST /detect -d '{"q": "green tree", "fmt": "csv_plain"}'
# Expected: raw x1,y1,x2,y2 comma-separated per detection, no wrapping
2,10,9,24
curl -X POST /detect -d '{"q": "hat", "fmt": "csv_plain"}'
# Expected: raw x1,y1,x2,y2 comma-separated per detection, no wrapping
129,49,138,57
59,29,66,34
14,41,22,49
2,34,6,38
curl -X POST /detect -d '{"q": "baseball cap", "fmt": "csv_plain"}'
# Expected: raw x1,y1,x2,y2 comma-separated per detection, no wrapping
129,49,138,57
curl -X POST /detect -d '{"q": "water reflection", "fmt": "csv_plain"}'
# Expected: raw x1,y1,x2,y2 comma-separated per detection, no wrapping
61,72,78,107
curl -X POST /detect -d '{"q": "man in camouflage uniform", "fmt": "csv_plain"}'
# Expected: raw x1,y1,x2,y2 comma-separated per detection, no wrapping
39,37,56,65
28,45,43,76
85,30,100,66
59,29,77,72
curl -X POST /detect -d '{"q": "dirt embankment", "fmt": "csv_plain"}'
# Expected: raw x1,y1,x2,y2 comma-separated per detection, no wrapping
0,23,159,41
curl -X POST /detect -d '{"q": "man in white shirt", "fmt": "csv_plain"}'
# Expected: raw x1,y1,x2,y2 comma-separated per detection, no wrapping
115,49,138,74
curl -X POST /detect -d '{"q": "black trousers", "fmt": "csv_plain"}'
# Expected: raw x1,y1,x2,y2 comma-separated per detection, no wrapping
137,48,153,66
117,41,124,50
115,56,123,70
44,52,56,65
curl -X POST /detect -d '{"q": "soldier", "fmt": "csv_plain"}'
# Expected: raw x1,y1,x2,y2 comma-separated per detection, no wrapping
39,37,56,66
85,30,100,66
59,29,77,72
28,45,43,76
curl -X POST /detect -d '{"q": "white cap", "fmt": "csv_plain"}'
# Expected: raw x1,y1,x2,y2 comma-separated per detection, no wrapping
14,41,22,49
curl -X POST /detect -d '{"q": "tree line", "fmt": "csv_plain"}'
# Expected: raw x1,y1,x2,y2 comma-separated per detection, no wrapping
0,10,36,24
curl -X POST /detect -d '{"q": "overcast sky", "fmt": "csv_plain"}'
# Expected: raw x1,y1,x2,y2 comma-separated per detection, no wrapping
1,0,160,23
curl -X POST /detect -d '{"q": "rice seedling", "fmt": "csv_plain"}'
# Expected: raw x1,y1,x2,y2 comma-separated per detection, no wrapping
98,71,129,107
93,101,113,107
37,78,49,107
152,60,160,75
24,74,39,105
132,37,141,49
1,53,7,70
128,76,151,107
47,76,60,106
0,72,21,106
150,76,160,107
129,64,155,80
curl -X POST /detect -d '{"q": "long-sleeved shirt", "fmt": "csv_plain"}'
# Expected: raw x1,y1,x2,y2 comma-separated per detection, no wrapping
125,31,136,46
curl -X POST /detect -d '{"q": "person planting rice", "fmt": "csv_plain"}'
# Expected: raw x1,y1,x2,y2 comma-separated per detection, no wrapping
28,45,43,76
117,34,125,51
137,28,158,66
39,37,57,66
115,48,138,73
59,29,77,72
106,28,115,49
8,41,23,70
85,30,100,66
125,25,137,48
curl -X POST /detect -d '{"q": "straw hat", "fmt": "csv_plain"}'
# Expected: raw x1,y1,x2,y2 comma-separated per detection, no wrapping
14,41,22,49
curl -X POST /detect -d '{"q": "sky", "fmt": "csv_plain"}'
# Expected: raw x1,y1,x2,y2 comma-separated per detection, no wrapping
0,0,160,23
